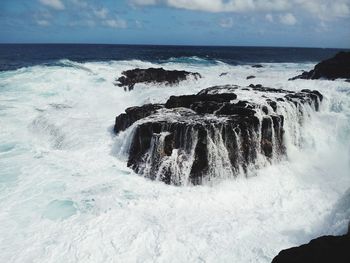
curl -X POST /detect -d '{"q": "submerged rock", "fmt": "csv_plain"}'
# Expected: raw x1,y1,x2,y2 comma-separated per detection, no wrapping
114,84,323,185
289,51,350,81
246,75,256,80
115,67,201,90
252,64,263,68
272,234,350,263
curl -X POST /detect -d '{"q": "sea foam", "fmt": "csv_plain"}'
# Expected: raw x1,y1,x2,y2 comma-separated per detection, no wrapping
0,59,349,262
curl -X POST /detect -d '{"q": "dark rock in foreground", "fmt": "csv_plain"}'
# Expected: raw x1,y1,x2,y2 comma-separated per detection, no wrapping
114,84,323,185
272,234,350,263
115,67,201,90
289,51,350,81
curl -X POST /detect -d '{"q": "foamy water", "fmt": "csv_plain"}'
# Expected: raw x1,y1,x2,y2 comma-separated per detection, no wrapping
0,59,349,262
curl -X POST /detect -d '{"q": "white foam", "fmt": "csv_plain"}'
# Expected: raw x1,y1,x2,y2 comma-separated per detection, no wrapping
0,60,349,262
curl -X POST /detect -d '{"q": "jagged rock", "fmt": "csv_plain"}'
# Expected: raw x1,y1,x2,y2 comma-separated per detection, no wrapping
247,75,256,80
114,104,164,133
114,84,323,185
165,93,237,110
289,52,350,81
115,67,201,90
272,234,350,263
252,64,263,68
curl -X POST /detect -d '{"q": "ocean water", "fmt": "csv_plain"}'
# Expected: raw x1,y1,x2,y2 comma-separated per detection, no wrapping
0,45,349,262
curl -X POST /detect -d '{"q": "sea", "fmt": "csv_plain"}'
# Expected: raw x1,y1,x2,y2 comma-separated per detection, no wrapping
0,44,349,263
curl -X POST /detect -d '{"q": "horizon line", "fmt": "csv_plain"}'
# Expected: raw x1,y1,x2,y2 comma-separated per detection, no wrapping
0,42,349,50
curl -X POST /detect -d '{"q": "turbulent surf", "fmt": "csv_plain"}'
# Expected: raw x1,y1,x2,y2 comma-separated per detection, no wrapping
0,48,349,262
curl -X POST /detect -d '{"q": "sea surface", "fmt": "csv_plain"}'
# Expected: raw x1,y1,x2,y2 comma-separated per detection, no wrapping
0,44,349,263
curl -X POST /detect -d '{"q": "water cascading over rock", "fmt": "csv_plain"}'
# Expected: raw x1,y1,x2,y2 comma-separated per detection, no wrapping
114,84,323,185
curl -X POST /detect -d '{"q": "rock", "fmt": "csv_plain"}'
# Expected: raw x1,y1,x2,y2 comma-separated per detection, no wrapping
165,93,237,110
114,104,164,133
247,75,256,80
252,64,263,68
220,72,229,77
272,234,350,263
115,68,202,90
289,51,350,81
114,84,323,185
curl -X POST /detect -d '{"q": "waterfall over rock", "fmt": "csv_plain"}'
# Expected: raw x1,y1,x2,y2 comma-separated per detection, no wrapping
114,84,323,185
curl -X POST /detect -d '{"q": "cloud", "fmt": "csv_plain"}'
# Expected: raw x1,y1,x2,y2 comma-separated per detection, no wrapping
36,20,50,26
130,0,350,20
103,19,127,29
39,0,65,10
279,13,297,25
265,14,274,22
94,8,108,19
219,17,234,28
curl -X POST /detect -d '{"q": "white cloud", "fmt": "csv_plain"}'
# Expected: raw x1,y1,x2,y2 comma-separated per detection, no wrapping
36,20,50,26
94,8,108,19
39,0,65,10
265,14,274,22
219,17,234,28
103,19,127,29
130,0,350,20
279,13,297,25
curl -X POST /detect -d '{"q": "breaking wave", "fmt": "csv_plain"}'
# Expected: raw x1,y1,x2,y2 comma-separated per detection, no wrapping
0,58,349,262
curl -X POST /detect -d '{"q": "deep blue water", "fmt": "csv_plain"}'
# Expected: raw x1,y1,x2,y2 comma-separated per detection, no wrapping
0,44,347,71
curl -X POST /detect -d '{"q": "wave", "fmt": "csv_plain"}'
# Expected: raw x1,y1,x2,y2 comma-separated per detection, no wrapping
0,59,349,262
52,59,94,73
160,56,222,66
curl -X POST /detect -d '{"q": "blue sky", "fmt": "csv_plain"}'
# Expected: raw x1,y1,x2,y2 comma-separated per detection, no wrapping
0,0,349,48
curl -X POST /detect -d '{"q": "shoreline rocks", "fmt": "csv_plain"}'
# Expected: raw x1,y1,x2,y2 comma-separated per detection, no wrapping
289,51,350,81
115,67,201,90
272,233,350,263
114,84,323,185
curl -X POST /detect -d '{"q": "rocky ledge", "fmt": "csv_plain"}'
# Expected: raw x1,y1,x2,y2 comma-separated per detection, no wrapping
290,51,350,81
114,84,323,185
115,67,201,90
272,233,350,263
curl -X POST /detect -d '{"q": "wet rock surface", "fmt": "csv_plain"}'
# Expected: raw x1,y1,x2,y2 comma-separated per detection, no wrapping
272,234,350,263
114,84,323,185
115,67,202,90
290,51,350,81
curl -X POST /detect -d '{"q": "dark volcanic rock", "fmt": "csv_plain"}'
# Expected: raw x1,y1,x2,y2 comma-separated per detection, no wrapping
114,104,164,133
289,51,350,81
116,67,201,90
247,75,256,80
165,93,237,111
272,234,350,263
252,64,263,68
114,84,323,185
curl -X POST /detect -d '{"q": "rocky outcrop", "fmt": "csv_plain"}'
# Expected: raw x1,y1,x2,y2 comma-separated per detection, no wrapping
114,104,164,133
272,234,350,263
114,84,323,185
115,68,201,90
290,51,350,81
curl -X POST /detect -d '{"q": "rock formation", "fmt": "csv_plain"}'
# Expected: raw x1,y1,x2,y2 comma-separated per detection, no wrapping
114,84,323,186
289,51,350,81
272,233,350,263
115,67,201,90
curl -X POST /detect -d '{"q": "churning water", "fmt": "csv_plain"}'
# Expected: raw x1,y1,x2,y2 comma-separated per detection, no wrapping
0,53,349,262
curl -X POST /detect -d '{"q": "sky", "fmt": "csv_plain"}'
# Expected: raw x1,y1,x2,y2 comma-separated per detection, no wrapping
0,0,349,48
